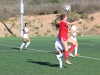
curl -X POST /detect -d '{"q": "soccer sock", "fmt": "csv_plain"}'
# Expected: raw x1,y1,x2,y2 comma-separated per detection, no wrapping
20,43,25,49
64,51,68,60
62,52,64,57
25,42,30,48
59,53,63,58
56,54,62,60
69,44,76,53
59,57,63,67
75,46,78,54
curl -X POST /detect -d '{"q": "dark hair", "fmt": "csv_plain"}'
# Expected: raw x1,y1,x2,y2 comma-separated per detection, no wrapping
25,23,28,27
60,14,66,20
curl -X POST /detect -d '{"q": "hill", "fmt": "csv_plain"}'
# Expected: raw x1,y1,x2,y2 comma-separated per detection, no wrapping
77,12,100,35
0,12,100,37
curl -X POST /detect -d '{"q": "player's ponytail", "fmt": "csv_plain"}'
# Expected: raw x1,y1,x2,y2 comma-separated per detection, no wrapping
54,14,65,29
54,15,61,29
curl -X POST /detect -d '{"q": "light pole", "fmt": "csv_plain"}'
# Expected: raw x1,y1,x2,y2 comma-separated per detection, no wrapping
20,0,24,37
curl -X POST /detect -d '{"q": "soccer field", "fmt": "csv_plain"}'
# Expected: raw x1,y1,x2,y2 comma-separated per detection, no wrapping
0,36,100,75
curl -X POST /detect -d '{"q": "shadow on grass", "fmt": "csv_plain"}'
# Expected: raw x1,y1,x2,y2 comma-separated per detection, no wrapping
11,47,20,50
50,52,58,54
27,59,59,67
11,47,27,50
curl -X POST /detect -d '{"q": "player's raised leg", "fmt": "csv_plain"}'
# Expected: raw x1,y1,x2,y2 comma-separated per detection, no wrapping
67,37,77,57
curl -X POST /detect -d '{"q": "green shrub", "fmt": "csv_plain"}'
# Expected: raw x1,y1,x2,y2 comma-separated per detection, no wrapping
10,34,17,37
34,26,39,29
81,13,88,19
27,20,32,25
5,33,9,37
29,24,32,27
12,22,16,27
47,30,51,33
1,0,100,21
49,0,59,3
40,23,43,27
32,20,35,22
4,28,6,31
51,20,55,27
35,32,38,34
10,19,15,22
96,25,100,28
51,34,54,37
44,32,48,36
3,19,9,23
37,35,41,37
67,11,80,22
90,16,94,21
77,32,82,36
84,26,88,29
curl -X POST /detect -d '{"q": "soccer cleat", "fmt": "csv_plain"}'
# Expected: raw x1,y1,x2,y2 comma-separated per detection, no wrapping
59,66,66,68
24,47,27,50
19,47,22,50
56,55,60,61
60,65,66,68
75,54,80,57
65,60,72,65
69,53,75,57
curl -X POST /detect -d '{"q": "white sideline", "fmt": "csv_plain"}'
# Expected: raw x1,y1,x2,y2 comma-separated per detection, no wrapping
0,44,51,53
0,44,100,61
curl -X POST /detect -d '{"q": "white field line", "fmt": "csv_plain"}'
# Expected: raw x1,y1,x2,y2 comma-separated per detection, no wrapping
0,44,100,61
78,56,100,61
0,44,51,53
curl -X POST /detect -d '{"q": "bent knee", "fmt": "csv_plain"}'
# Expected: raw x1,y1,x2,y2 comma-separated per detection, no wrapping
73,41,78,46
24,41,26,43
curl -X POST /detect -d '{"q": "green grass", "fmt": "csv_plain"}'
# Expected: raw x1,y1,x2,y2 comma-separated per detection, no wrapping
0,36,100,75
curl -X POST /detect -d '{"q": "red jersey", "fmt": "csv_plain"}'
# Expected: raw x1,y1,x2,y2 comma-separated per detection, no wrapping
59,20,69,41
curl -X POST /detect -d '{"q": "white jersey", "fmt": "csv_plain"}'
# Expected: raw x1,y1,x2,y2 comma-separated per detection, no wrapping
71,25,77,36
23,27,29,38
70,25,77,41
24,27,28,34
55,37,64,51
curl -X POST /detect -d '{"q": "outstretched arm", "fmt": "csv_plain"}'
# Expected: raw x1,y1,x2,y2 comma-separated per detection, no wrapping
68,19,82,25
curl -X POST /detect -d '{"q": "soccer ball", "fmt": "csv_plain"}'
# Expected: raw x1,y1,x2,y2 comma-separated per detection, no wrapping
64,5,71,11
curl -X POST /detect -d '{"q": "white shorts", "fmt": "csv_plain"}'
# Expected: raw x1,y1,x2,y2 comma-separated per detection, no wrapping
23,34,28,38
70,35,77,41
55,41,64,51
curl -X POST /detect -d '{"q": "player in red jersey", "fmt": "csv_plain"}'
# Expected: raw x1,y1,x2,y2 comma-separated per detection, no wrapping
59,14,81,64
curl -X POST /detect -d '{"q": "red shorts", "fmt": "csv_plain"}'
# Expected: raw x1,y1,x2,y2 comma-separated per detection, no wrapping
59,36,69,41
